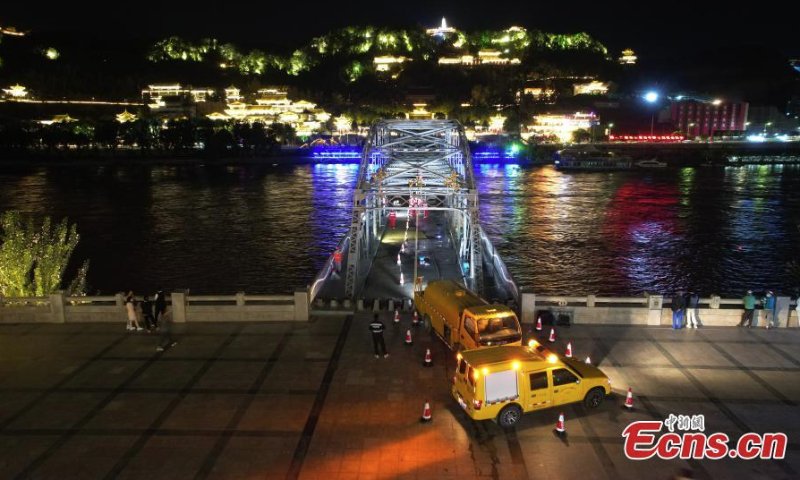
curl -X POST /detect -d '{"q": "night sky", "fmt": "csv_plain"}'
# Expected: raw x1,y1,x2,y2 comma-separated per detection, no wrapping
3,1,798,56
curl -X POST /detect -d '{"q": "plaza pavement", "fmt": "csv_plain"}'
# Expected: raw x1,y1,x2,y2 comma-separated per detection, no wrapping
1,316,800,480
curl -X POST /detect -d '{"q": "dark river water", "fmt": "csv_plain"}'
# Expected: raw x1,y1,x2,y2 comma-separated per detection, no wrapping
1,162,799,297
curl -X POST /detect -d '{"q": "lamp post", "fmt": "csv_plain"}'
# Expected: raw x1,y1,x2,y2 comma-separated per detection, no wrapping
644,91,659,136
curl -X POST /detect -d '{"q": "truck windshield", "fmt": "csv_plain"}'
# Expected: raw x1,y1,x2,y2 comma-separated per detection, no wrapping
477,316,521,342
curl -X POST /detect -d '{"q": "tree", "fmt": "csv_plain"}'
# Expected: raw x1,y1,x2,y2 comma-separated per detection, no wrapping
0,211,89,297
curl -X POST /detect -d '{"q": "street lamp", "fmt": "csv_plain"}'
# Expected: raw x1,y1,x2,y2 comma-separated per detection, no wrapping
643,92,659,135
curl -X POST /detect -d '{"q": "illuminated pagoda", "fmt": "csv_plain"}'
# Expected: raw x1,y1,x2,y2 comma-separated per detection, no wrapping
618,49,638,65
115,110,137,123
426,17,456,37
2,84,29,99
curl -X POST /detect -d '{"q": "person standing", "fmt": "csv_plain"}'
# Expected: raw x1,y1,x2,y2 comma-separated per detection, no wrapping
369,313,388,358
125,291,143,331
686,292,700,329
739,290,756,328
671,292,685,330
141,294,156,332
156,305,177,352
154,287,167,329
762,291,776,329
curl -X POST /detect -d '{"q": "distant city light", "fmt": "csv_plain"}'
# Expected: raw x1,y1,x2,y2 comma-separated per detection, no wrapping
644,91,659,103
712,99,722,105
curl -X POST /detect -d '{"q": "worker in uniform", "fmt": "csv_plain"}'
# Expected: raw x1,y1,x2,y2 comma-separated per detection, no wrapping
389,210,397,229
369,314,389,358
333,247,343,274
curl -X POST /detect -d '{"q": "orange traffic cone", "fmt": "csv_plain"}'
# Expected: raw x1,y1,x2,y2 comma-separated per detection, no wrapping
413,310,419,326
565,342,573,358
536,316,542,331
394,310,400,323
421,400,432,422
555,412,565,434
405,329,413,345
549,328,556,343
423,348,433,367
397,253,402,265
624,388,634,410
585,356,592,365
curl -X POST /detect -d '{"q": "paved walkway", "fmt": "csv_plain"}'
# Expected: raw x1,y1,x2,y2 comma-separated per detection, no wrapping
2,319,800,479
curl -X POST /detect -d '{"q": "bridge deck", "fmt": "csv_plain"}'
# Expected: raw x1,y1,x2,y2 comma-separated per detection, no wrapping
317,210,513,304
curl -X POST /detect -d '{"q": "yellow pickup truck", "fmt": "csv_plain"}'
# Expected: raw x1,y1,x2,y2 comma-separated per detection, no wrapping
414,279,522,350
452,343,612,428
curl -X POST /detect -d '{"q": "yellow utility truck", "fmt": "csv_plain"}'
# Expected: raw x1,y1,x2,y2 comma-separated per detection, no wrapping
452,343,612,428
414,279,522,350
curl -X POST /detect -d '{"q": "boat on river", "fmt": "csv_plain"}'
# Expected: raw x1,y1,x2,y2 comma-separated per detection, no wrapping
554,146,632,171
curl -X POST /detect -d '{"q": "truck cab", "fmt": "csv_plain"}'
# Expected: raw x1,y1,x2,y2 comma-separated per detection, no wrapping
414,279,521,350
452,343,612,428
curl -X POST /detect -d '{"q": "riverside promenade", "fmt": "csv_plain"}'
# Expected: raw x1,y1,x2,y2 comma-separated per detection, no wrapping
2,315,800,480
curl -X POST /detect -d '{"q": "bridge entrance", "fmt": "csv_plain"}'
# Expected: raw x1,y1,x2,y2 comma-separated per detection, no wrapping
310,120,518,307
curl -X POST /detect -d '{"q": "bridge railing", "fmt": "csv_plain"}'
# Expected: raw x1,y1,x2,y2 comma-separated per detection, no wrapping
0,290,308,324
478,226,520,305
308,235,350,304
522,292,799,327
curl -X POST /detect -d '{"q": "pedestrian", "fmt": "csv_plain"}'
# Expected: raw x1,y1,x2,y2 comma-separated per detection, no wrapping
762,291,776,329
671,291,685,330
141,294,156,331
156,305,177,352
739,290,756,328
369,313,389,358
332,247,343,274
389,210,397,229
154,286,167,329
686,291,700,329
125,291,143,331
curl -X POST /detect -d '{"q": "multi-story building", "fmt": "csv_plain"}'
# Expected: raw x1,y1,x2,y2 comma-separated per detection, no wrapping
670,99,748,138
618,49,637,65
573,81,610,96
523,112,599,142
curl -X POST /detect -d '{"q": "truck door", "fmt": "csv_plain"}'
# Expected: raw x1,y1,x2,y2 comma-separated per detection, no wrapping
550,368,583,406
526,371,551,411
460,314,478,349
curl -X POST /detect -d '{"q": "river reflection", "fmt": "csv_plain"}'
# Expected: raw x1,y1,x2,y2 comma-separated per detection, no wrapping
0,163,797,296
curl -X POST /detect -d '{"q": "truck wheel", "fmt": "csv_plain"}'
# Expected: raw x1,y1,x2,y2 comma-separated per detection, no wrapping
423,315,432,333
498,404,522,428
584,388,605,409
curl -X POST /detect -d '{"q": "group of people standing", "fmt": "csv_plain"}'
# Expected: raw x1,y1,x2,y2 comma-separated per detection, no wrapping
670,290,786,330
670,291,701,330
124,288,177,351
738,290,779,329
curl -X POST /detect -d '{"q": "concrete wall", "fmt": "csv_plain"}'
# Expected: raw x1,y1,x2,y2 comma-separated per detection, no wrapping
0,291,309,324
521,292,799,328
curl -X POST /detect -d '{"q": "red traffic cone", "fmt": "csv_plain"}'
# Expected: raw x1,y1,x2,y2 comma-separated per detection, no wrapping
413,310,419,326
585,356,592,365
394,310,400,323
624,388,634,409
555,412,565,434
421,400,432,422
549,328,556,343
536,316,542,331
423,348,433,367
565,342,573,358
405,329,413,345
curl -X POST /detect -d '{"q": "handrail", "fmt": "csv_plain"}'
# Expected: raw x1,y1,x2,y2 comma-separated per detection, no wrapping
308,235,351,304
